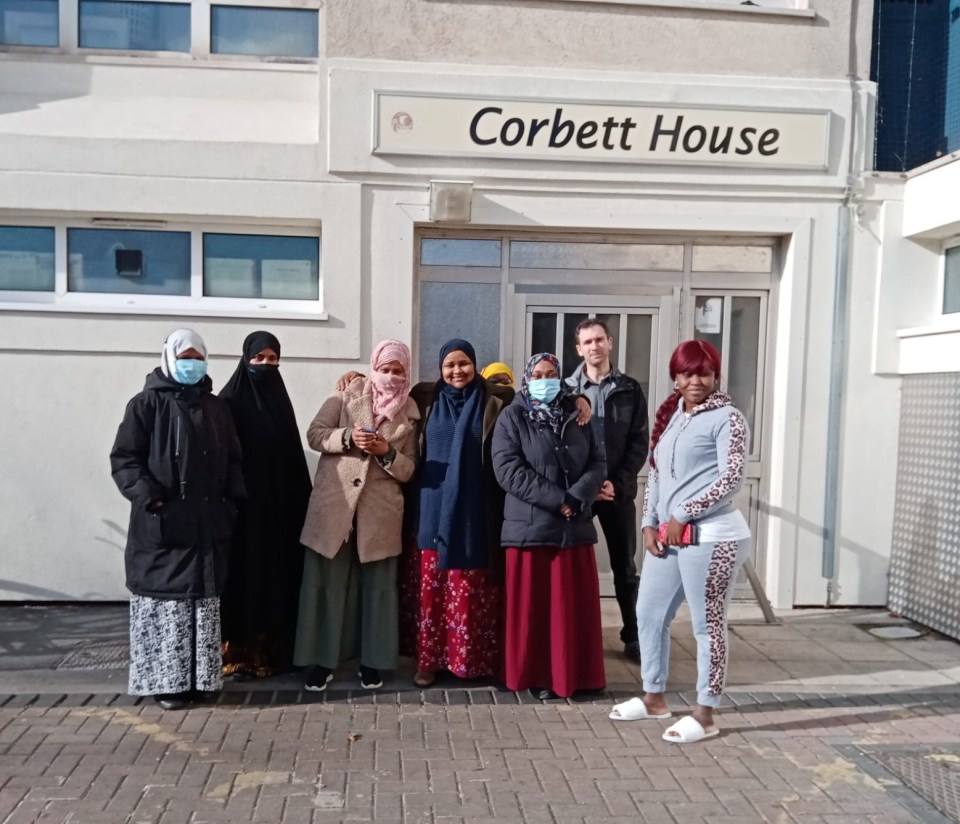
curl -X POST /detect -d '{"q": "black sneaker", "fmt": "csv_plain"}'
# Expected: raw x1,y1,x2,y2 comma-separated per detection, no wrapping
304,666,333,692
191,690,221,705
529,687,556,701
624,641,642,665
358,666,382,690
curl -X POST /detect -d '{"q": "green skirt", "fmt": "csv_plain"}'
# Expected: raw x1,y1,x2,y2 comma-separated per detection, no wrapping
293,531,398,671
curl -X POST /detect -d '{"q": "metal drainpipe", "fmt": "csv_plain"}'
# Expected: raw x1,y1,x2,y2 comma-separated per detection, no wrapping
822,0,866,607
822,196,852,606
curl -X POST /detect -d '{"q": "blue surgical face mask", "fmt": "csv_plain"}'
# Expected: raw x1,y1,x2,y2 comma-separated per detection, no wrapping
527,378,561,403
172,358,208,385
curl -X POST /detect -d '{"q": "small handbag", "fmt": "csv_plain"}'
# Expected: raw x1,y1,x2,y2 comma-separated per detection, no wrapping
658,522,700,546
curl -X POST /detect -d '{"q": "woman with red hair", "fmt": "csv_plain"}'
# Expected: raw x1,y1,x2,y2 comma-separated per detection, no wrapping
609,340,751,744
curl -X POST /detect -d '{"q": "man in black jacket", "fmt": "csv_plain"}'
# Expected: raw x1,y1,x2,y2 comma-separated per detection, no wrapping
565,319,650,664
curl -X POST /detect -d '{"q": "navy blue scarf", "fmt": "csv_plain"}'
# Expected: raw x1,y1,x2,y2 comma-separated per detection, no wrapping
417,340,487,570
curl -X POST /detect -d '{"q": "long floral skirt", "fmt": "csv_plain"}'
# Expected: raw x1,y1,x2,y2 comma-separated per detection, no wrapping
399,546,502,679
128,595,222,696
503,545,606,698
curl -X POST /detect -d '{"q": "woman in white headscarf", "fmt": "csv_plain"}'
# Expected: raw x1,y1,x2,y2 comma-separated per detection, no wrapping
110,329,245,710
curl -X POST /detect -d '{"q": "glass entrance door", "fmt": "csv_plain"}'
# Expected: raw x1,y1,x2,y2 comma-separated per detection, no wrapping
415,231,775,601
517,295,672,596
688,291,768,598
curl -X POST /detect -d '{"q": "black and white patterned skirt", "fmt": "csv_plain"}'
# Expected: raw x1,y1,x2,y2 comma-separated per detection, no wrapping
128,595,223,695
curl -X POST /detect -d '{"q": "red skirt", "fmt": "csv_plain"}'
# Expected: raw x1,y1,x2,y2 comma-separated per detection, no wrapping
503,544,606,698
398,545,502,679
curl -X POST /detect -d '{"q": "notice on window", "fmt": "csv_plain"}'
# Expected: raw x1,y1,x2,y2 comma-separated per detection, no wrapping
206,258,257,298
0,252,53,290
695,298,723,335
262,259,314,300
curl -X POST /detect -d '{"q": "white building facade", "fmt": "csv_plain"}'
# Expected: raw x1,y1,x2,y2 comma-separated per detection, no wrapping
2,0,929,616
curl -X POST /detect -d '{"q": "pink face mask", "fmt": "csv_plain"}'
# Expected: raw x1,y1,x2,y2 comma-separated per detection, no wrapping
368,339,411,424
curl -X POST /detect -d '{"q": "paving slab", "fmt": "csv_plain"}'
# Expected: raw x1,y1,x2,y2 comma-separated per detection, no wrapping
3,602,960,822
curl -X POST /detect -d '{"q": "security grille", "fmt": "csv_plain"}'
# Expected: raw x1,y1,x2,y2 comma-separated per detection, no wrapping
888,373,960,639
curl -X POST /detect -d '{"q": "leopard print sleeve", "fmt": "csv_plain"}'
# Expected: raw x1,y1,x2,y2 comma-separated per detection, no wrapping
673,409,747,523
641,464,660,529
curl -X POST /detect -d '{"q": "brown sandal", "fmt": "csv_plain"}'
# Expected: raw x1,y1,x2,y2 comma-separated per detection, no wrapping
413,670,436,687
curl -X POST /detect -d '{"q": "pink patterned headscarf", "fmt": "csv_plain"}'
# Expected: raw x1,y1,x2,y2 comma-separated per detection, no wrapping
369,339,411,425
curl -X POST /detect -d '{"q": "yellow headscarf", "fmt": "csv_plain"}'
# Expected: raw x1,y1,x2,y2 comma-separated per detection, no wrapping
480,362,515,387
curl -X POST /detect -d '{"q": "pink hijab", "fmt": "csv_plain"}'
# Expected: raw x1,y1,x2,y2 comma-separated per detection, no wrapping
369,339,411,426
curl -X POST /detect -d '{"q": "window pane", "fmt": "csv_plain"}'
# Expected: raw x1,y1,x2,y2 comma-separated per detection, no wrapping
729,297,762,453
418,282,500,381
510,241,683,271
624,314,652,401
0,0,58,46
79,0,189,51
561,313,588,378
211,5,318,57
691,245,773,273
945,246,960,314
204,234,319,300
693,294,724,354
420,239,501,267
0,227,55,291
530,312,556,360
67,229,190,295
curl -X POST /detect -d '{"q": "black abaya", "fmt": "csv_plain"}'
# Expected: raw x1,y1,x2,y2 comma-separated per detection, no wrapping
218,331,311,674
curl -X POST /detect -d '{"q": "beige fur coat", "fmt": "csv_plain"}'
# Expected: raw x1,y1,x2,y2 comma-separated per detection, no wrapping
299,377,419,562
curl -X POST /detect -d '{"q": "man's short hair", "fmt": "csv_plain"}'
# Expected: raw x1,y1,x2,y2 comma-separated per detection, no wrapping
575,318,611,342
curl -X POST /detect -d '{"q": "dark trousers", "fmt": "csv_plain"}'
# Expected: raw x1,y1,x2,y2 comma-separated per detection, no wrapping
593,498,640,645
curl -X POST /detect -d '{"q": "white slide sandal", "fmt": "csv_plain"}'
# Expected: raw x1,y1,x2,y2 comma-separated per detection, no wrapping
661,715,719,744
608,697,673,721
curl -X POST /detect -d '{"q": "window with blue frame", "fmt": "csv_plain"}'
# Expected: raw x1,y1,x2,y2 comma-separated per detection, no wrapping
0,227,56,291
210,5,318,57
203,233,319,300
67,228,192,295
0,0,59,46
79,0,190,51
0,224,323,306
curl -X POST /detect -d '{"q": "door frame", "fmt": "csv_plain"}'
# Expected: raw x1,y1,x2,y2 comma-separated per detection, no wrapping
415,229,779,600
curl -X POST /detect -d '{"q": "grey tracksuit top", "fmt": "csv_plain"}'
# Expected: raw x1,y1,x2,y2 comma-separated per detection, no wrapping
641,391,748,530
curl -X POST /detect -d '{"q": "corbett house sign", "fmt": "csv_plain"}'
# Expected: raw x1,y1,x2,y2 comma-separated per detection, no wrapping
374,93,831,169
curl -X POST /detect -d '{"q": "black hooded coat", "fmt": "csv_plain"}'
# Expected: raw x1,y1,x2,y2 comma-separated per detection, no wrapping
110,369,245,599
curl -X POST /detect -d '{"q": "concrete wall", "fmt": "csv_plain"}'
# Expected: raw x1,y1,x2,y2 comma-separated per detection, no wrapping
0,58,322,182
326,0,873,80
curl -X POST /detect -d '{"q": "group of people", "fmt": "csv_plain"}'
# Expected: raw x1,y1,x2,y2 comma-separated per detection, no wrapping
110,320,750,745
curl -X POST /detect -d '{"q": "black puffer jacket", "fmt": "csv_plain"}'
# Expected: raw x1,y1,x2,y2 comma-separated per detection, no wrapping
492,395,606,548
110,368,245,599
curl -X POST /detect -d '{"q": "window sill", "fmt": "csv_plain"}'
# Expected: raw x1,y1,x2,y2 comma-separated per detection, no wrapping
897,317,960,339
525,0,815,18
0,47,319,71
0,299,327,322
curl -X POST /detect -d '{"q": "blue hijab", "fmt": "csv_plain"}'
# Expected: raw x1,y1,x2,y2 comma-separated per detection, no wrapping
417,339,487,570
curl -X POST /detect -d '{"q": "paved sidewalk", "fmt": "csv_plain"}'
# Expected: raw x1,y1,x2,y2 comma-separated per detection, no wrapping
2,601,960,823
